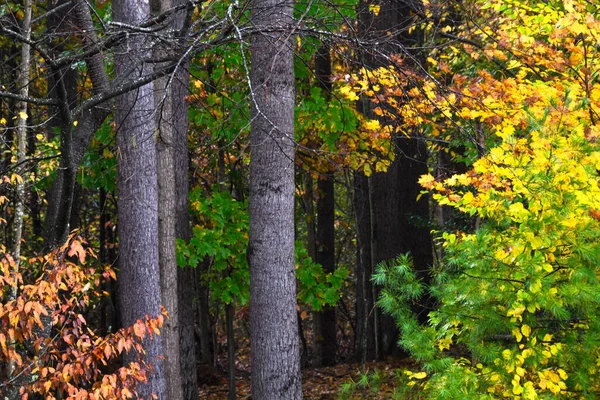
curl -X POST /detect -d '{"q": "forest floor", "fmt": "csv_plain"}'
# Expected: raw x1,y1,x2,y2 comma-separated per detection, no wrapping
198,358,415,399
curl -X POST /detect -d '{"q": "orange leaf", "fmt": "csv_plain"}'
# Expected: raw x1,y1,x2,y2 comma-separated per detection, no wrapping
589,209,600,221
133,321,145,339
68,240,86,264
104,344,112,359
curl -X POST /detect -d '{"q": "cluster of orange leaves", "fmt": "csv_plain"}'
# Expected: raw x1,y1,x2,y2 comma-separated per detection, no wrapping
0,236,165,399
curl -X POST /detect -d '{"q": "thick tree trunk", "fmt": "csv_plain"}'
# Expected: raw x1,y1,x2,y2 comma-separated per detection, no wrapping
113,0,166,397
249,0,302,397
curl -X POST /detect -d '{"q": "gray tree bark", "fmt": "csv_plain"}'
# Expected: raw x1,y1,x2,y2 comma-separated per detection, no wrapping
151,0,184,398
113,0,166,397
249,0,302,397
171,0,200,396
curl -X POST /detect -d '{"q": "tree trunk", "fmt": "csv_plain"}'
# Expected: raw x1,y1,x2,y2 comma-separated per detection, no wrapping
151,0,184,397
249,0,302,397
10,0,31,283
45,0,111,248
353,176,376,364
113,0,166,396
227,303,236,400
316,174,337,366
170,0,199,397
300,172,317,365
313,44,337,367
7,0,32,388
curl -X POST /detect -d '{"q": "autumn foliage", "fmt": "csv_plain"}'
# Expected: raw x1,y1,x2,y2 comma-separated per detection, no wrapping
339,0,600,398
0,236,165,399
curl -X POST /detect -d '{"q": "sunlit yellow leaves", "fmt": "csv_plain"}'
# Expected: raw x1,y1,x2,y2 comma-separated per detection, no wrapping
507,303,526,321
338,85,359,102
418,173,435,189
437,337,452,351
363,119,380,131
18,111,27,120
368,4,381,16
513,327,523,343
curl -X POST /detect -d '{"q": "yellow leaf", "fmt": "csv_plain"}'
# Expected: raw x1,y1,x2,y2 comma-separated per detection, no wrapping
338,85,359,101
73,120,78,127
412,371,427,379
18,111,27,120
10,173,23,185
512,327,523,343
363,119,381,131
0,118,6,125
418,173,436,189
369,4,381,16
521,324,531,338
558,369,568,380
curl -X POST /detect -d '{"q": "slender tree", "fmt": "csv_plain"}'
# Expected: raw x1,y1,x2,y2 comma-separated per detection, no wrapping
151,0,184,397
171,0,200,397
249,0,302,397
313,45,337,367
113,0,166,396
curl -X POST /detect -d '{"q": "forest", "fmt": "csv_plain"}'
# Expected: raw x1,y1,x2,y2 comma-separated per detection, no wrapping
1,0,600,398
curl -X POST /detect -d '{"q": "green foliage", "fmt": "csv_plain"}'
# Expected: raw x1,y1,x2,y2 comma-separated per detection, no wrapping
296,242,349,310
296,85,359,151
177,186,249,305
373,109,600,398
78,118,117,191
177,186,348,309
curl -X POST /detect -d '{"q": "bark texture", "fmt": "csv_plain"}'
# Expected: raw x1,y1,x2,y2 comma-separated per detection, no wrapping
151,0,184,397
249,0,302,397
171,1,199,397
113,0,166,397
